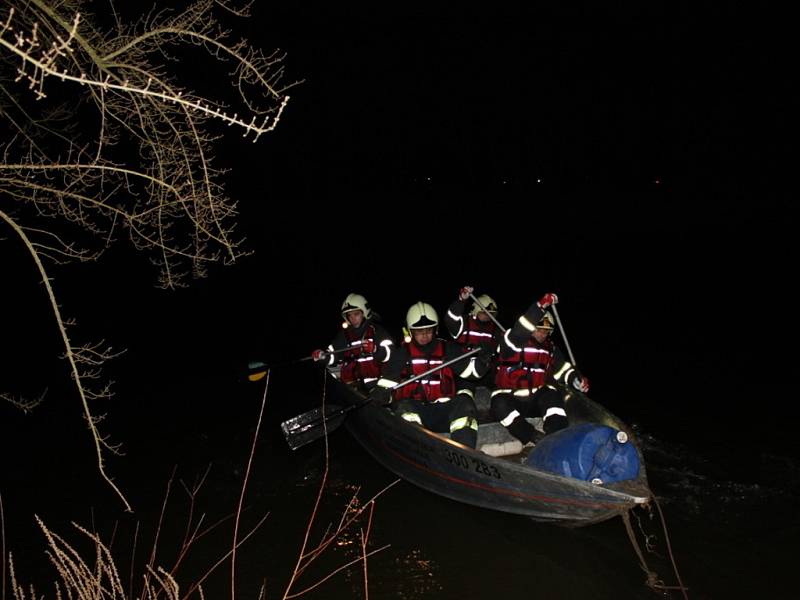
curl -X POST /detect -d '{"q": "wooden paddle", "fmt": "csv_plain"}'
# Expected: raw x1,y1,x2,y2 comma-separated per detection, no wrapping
280,347,482,450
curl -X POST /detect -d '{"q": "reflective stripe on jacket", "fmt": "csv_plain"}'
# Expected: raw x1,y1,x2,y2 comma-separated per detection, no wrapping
340,324,381,383
394,339,456,401
494,332,554,392
455,316,499,350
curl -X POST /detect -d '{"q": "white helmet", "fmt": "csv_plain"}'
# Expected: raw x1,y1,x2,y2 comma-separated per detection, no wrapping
537,311,555,331
406,301,438,330
469,294,498,317
341,293,372,320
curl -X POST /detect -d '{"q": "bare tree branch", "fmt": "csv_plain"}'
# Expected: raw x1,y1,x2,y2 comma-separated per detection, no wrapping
0,0,299,509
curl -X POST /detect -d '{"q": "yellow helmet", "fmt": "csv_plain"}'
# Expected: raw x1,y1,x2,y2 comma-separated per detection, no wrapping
537,311,555,331
469,294,498,317
406,301,439,330
341,293,372,320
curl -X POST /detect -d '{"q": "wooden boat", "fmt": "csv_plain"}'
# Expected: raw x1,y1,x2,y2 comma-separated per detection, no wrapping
283,367,652,527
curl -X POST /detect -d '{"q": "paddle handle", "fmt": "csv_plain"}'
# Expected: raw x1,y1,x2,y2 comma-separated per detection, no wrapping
551,304,577,366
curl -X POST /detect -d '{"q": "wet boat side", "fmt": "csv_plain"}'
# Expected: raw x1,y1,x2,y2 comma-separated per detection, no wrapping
338,382,651,526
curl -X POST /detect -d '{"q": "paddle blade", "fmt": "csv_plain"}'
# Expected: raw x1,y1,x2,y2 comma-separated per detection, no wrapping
245,361,269,382
280,404,349,450
248,370,267,382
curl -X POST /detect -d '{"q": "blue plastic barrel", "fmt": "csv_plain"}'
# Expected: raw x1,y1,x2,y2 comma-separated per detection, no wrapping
525,423,640,484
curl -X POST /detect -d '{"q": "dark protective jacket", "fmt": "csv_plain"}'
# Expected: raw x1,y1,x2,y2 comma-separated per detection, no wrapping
495,301,582,392
445,298,502,351
327,321,394,384
378,337,485,401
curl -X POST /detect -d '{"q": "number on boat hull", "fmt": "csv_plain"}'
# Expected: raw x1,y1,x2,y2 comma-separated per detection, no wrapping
445,449,502,479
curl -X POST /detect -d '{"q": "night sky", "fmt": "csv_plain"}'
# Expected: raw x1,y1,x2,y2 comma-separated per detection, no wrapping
226,5,791,366
243,7,787,193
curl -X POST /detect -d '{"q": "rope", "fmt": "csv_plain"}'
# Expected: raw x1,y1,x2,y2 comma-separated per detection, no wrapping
621,500,690,599
622,509,665,591
653,495,690,599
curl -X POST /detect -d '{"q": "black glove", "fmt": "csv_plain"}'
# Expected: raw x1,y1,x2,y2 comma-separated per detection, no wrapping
478,345,495,360
370,387,392,406
475,346,495,374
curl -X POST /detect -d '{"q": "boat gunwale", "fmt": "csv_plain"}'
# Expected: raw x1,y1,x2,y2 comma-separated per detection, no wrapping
334,378,652,519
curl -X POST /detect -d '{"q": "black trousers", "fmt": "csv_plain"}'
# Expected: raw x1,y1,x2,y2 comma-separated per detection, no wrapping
490,386,569,443
393,394,478,448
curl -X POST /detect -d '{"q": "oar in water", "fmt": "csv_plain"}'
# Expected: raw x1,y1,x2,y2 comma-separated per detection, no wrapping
247,345,364,382
280,347,482,450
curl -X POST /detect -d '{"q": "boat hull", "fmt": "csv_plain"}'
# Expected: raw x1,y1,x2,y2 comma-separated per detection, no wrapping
338,383,651,526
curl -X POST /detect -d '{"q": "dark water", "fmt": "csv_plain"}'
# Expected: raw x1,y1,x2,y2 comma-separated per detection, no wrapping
3,347,798,600
2,207,795,598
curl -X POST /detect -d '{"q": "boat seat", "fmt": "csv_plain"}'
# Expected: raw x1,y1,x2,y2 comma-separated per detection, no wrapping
477,419,544,458
378,385,542,458
393,414,541,458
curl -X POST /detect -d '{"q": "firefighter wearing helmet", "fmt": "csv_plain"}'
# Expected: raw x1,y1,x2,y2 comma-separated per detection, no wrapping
341,293,372,321
491,292,590,446
372,301,484,449
310,293,394,389
445,286,503,397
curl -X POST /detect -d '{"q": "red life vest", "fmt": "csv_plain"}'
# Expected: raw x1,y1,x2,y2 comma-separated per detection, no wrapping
456,317,499,349
495,337,554,391
395,340,456,401
340,324,381,384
